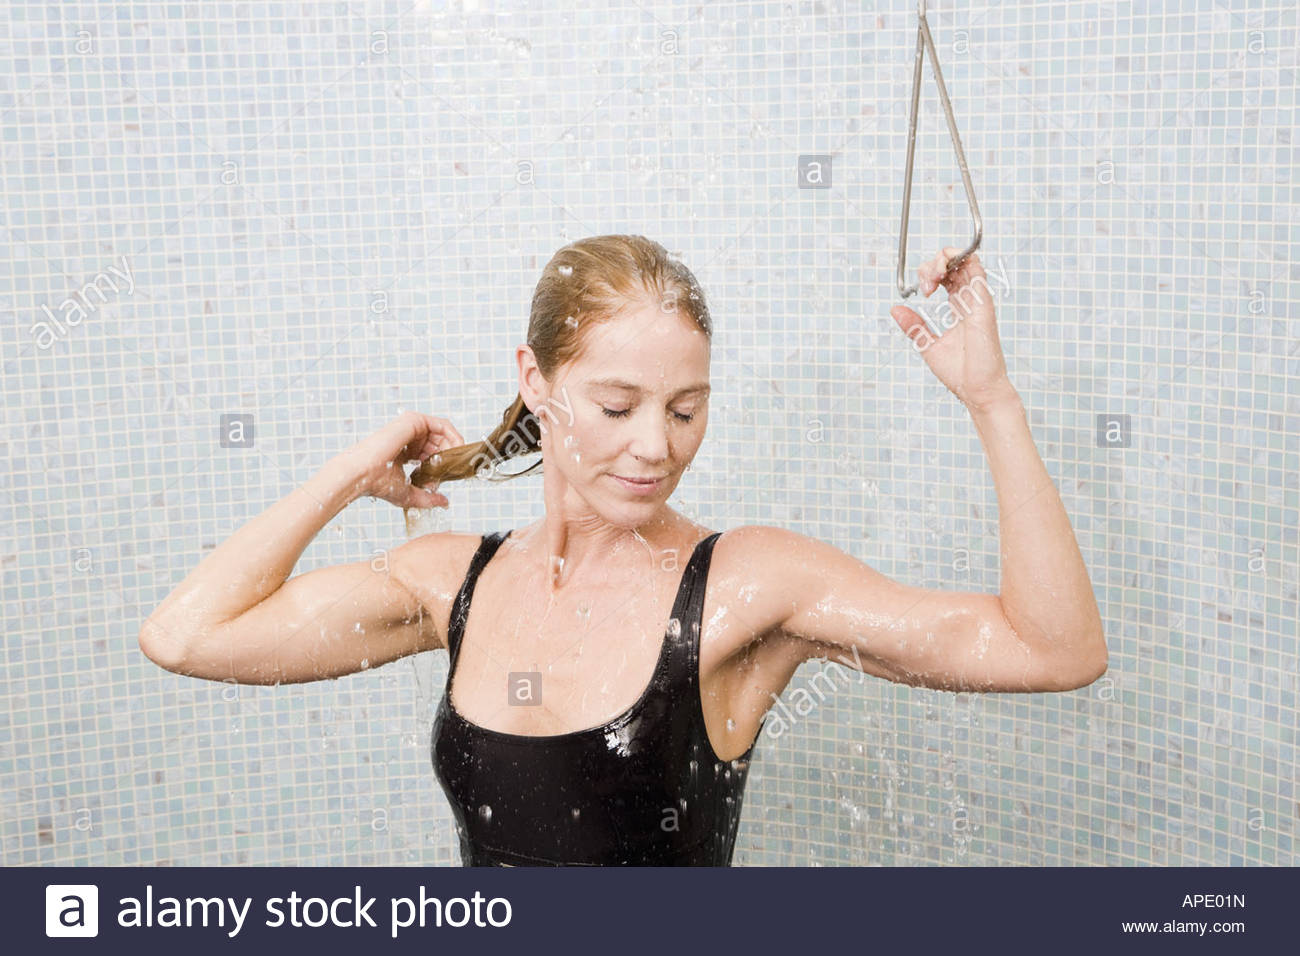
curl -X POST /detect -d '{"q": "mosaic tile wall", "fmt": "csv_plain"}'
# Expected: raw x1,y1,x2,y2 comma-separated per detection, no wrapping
1,1,1295,866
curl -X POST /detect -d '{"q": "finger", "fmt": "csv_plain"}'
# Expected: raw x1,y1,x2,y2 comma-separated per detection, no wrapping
405,485,449,510
407,452,439,487
428,415,465,448
405,423,456,468
890,305,938,351
921,249,953,295
960,252,988,284
928,247,963,290
941,247,987,286
917,256,939,296
889,303,929,340
425,426,460,459
440,417,466,448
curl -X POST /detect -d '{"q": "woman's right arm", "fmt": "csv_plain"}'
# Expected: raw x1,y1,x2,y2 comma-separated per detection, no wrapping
138,412,465,685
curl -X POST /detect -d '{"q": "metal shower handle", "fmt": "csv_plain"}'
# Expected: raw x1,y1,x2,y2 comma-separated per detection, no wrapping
897,0,983,298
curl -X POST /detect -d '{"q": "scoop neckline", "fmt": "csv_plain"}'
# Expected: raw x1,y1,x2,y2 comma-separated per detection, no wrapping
442,529,717,744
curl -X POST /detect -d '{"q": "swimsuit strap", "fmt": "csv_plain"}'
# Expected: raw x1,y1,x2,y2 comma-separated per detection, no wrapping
445,529,512,662
665,531,725,698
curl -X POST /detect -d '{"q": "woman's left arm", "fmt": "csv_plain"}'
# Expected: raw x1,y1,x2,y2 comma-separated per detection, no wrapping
743,248,1106,693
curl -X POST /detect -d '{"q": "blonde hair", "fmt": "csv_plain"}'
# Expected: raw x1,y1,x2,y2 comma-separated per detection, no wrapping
408,234,712,492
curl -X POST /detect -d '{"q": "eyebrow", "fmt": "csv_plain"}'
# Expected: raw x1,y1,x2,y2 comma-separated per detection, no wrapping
585,377,711,398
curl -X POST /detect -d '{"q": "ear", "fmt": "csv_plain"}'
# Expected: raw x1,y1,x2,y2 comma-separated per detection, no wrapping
515,344,545,413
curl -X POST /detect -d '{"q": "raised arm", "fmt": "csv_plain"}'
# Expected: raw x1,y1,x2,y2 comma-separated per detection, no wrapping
742,249,1105,693
746,394,1107,692
138,412,464,684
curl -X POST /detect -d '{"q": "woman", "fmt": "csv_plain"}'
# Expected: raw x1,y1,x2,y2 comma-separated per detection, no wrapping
140,235,1106,866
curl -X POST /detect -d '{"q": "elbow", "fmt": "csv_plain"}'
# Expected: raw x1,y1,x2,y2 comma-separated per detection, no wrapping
138,616,191,674
1060,632,1109,690
1073,652,1109,689
1083,625,1110,683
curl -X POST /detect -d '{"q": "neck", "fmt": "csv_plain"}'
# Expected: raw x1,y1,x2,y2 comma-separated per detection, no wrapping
537,508,681,590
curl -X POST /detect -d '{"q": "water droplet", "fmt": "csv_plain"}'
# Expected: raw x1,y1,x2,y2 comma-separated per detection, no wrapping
571,807,581,821
353,621,363,633
360,658,370,669
576,603,591,625
565,315,578,328
666,618,681,640
558,264,573,276
725,717,735,732
478,804,493,823
563,434,575,448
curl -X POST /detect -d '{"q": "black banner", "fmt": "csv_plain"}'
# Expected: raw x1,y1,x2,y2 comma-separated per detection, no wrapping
9,866,1287,953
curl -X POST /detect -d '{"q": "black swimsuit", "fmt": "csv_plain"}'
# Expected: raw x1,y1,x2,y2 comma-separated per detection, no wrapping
431,529,765,866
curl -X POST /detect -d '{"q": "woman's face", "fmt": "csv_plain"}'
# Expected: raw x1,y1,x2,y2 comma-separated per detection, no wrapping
522,297,710,525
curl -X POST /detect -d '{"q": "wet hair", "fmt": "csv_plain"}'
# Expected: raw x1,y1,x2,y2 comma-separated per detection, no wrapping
408,234,711,491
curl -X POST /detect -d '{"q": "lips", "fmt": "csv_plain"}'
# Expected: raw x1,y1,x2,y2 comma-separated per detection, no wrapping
610,473,667,494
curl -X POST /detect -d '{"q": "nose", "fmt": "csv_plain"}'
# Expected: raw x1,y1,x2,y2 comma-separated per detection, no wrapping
627,412,670,465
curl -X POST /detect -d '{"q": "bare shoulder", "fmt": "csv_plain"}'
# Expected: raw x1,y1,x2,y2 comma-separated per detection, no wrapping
702,524,819,668
713,523,808,561
694,525,825,750
386,528,491,652
707,522,816,634
710,523,819,601
706,522,894,672
713,522,875,604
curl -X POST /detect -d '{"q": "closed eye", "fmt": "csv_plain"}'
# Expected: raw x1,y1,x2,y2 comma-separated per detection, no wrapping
601,407,696,423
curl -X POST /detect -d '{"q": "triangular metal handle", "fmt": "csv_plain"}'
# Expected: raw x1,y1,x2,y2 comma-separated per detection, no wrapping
897,0,983,299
